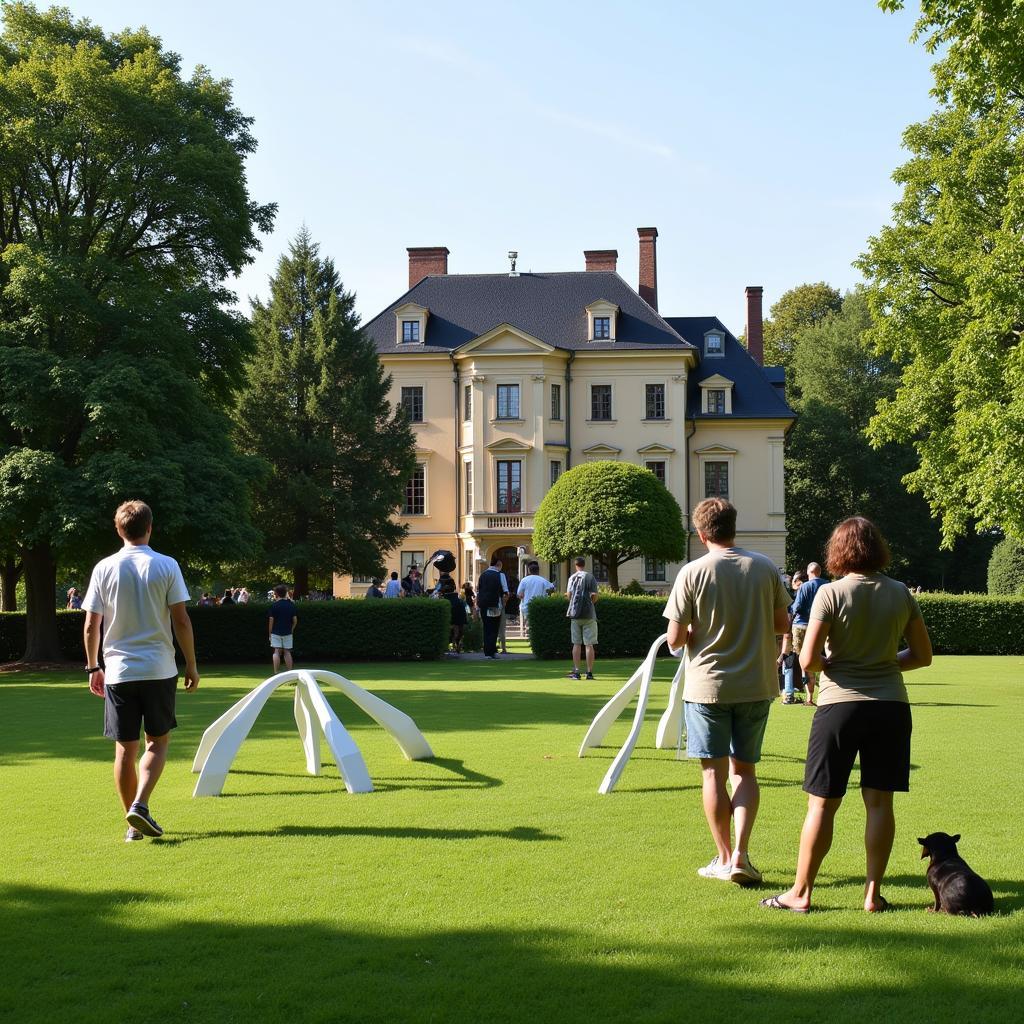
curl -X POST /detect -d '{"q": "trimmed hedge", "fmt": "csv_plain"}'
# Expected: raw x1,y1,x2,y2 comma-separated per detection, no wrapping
915,594,1024,655
527,595,670,659
527,592,1024,659
0,599,451,664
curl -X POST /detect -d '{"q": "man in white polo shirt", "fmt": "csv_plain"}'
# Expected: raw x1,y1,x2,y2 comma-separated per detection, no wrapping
82,500,199,842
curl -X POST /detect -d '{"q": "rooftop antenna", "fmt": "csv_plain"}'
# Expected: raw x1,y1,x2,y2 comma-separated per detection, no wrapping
508,250,519,277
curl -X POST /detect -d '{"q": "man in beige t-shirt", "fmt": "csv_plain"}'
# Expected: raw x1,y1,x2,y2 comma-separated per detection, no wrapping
664,498,791,886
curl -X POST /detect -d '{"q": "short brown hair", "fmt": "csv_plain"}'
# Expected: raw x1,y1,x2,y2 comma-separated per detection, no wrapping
114,500,152,540
824,516,891,576
692,498,736,544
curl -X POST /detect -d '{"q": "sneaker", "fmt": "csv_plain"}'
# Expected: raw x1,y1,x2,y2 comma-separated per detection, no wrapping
124,826,145,843
729,854,763,886
567,669,581,680
585,672,594,680
782,696,795,705
126,803,163,838
697,855,733,881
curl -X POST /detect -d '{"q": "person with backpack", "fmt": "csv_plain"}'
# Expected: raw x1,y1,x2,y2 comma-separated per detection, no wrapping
566,556,599,680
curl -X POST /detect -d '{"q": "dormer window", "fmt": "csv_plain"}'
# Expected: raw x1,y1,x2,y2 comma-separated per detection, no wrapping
393,302,428,345
586,299,619,342
699,374,734,414
704,331,725,357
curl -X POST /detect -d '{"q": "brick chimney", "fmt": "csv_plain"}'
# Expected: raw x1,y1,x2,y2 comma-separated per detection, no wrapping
745,286,764,365
407,246,449,289
637,227,658,310
584,249,618,273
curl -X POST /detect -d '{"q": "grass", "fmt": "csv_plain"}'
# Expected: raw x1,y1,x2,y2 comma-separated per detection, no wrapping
1,655,1022,1024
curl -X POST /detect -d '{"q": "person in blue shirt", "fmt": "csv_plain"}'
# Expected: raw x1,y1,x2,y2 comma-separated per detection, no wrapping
790,562,827,704
268,584,298,671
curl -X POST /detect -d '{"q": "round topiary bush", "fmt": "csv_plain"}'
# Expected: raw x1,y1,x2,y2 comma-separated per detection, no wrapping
533,460,685,591
987,537,1024,595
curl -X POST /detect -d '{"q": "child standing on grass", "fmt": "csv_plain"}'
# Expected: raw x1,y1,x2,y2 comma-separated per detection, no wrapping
269,583,298,671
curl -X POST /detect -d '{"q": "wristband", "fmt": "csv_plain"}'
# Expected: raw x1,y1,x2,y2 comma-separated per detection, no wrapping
85,666,102,675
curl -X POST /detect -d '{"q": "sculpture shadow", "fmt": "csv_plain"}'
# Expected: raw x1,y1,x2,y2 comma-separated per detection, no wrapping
151,823,559,845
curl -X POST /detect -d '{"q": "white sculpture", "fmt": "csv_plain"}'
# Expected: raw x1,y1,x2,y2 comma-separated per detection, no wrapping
579,633,686,794
191,668,434,797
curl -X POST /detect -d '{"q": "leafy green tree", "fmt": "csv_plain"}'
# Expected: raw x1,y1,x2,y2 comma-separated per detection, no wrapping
533,461,685,591
784,291,959,586
235,229,416,596
858,2,1024,544
761,282,843,370
0,4,273,660
987,537,1024,596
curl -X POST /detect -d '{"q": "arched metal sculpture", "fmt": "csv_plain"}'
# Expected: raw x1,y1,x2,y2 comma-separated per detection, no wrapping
192,669,434,797
579,633,686,794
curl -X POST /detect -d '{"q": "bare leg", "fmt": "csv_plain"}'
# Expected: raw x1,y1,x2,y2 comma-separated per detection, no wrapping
863,787,895,912
729,758,760,862
134,733,169,807
700,757,733,863
585,645,595,673
774,794,843,911
283,649,294,670
114,740,140,812
572,643,582,673
272,648,281,672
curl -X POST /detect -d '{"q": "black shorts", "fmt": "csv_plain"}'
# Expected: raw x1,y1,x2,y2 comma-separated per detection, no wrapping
104,678,178,741
803,701,912,798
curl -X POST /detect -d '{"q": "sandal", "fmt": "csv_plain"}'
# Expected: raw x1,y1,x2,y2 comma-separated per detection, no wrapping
759,894,809,914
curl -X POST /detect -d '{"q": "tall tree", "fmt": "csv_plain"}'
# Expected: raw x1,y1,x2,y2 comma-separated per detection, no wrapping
761,282,843,370
783,290,994,588
0,4,273,660
858,1,1024,544
533,461,686,591
235,230,416,596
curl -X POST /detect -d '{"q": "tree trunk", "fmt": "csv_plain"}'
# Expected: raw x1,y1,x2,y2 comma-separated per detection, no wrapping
293,564,309,600
608,553,620,593
22,543,63,663
1,553,20,611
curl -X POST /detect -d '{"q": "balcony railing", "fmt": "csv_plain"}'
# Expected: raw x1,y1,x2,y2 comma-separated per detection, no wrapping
486,514,524,529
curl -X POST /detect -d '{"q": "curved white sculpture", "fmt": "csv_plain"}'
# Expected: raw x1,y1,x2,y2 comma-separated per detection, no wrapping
191,668,434,797
579,633,686,794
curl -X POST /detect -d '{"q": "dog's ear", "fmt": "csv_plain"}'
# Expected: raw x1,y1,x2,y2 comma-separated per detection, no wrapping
952,834,961,844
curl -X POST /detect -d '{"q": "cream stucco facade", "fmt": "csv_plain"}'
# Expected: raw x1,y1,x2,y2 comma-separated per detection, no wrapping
334,234,793,596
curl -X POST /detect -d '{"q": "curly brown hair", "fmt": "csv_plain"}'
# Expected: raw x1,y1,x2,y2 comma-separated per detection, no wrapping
824,516,891,576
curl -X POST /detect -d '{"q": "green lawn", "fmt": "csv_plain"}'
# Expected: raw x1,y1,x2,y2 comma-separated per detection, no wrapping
1,656,1021,1023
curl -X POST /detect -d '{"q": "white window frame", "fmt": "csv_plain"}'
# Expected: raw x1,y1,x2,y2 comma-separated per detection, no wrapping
403,462,428,516
589,382,615,422
495,382,522,421
704,330,725,357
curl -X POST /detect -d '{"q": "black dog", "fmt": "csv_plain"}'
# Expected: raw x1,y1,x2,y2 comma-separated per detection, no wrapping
918,832,994,917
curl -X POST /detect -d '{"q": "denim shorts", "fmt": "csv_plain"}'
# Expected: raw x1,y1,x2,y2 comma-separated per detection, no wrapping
684,699,772,763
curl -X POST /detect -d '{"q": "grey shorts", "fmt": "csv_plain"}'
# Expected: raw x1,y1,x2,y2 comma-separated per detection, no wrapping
570,619,598,645
104,677,177,741
684,699,772,763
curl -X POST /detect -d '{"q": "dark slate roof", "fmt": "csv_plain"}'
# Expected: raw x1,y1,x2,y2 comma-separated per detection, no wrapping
665,317,795,420
365,272,695,353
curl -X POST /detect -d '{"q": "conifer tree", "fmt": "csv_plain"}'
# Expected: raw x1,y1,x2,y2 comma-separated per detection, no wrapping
236,229,415,595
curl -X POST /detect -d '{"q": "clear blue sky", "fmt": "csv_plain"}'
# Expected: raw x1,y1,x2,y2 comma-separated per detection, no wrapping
60,0,937,336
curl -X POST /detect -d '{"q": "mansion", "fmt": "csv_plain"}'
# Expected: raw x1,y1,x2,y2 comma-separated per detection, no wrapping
334,227,793,596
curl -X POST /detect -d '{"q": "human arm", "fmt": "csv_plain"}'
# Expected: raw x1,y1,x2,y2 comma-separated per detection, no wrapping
170,602,200,691
291,613,298,634
897,615,932,671
83,611,105,696
799,618,829,676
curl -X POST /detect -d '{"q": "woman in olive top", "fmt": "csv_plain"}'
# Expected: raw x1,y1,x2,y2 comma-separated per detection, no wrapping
761,516,933,914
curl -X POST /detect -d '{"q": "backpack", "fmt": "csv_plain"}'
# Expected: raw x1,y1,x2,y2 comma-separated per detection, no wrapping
566,572,592,619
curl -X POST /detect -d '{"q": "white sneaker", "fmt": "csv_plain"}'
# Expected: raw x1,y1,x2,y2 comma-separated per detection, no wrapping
729,854,763,886
697,855,733,881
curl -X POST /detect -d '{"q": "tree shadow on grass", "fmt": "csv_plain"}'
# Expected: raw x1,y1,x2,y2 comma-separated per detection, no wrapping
150,823,560,846
1,883,1020,1024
